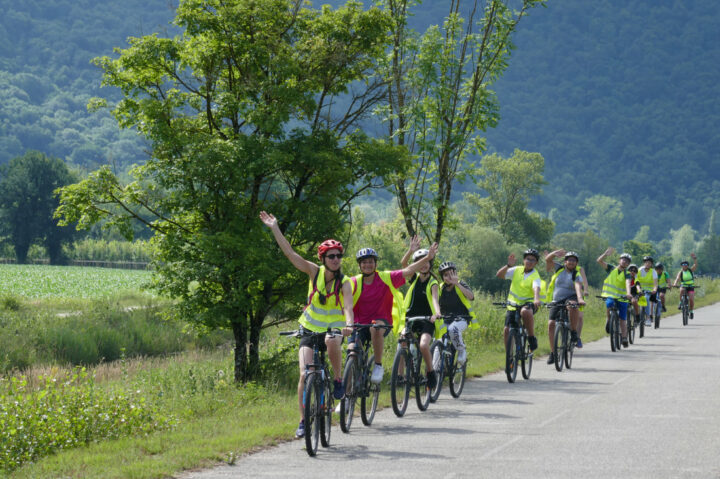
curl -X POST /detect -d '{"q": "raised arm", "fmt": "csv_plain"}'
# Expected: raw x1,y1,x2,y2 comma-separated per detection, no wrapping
260,211,317,277
401,241,438,280
545,249,565,273
496,254,515,279
690,252,698,272
579,267,589,296
596,246,614,269
400,235,420,269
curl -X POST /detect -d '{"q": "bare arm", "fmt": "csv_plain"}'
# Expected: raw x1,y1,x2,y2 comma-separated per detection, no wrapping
573,278,585,305
430,283,441,321
496,254,516,279
456,281,475,302
596,246,614,269
545,249,565,273
341,281,355,330
401,241,438,280
580,267,589,295
672,271,682,288
400,235,420,269
690,253,698,272
260,211,317,277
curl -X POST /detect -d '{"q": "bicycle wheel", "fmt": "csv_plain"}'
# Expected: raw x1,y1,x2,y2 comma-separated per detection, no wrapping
449,351,466,398
682,298,689,326
505,332,518,383
360,355,379,426
638,309,644,339
553,323,565,372
609,310,617,352
630,310,637,343
414,348,431,411
521,333,533,380
390,347,411,417
429,340,443,403
613,313,623,351
303,372,320,456
339,356,358,433
654,303,661,329
319,376,332,448
565,328,574,369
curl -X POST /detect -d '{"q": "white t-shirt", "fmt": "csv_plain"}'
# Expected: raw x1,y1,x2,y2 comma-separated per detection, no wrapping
638,266,658,280
505,267,542,289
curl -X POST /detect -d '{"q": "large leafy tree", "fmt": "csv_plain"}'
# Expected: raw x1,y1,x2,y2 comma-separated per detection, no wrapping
574,194,624,246
377,0,546,243
0,150,77,264
57,0,405,382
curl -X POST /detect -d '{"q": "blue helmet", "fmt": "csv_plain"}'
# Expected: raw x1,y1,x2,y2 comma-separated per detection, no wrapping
356,247,379,262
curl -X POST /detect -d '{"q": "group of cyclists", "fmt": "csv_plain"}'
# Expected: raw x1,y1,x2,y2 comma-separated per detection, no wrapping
258,211,699,440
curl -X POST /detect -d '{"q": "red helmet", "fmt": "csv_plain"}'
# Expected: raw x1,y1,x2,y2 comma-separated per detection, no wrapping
317,239,344,260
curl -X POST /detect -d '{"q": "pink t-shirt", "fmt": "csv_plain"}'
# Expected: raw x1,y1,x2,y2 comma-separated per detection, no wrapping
353,271,406,325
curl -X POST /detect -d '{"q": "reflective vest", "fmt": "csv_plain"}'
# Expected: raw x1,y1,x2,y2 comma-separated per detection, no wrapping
439,284,478,332
351,271,404,325
299,266,349,332
637,267,656,291
601,267,629,302
545,265,581,303
658,271,670,286
507,267,541,310
395,274,439,336
680,269,694,287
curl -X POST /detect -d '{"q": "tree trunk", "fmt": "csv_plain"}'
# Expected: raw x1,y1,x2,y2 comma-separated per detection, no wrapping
232,319,248,383
14,241,30,264
248,312,264,379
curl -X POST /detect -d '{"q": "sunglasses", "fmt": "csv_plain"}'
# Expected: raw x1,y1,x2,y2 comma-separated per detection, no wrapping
325,253,343,260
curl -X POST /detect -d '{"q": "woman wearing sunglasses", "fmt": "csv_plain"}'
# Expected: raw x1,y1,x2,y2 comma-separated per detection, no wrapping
260,211,354,438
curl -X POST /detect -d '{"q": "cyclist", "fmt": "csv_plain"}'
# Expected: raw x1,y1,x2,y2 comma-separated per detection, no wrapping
438,261,477,365
544,249,585,365
637,256,659,327
627,264,642,320
654,262,671,312
350,239,437,385
398,240,441,390
673,253,698,319
597,247,633,347
260,211,353,438
496,249,542,354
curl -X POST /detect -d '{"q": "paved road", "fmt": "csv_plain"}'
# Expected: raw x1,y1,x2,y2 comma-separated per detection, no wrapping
181,304,720,479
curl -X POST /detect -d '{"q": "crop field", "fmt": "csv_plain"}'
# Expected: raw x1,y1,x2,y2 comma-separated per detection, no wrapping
0,264,152,299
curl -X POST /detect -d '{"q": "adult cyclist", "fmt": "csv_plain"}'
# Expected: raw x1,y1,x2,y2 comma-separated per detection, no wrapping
597,247,633,348
350,240,437,384
496,249,542,354
260,211,353,438
673,253,698,319
544,249,585,365
438,261,477,365
654,262,671,312
637,256,659,327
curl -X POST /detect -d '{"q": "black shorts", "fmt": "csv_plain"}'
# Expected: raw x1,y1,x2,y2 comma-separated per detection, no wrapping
682,286,695,292
299,331,342,351
409,319,435,337
349,320,391,347
549,296,578,321
657,287,667,294
505,304,536,327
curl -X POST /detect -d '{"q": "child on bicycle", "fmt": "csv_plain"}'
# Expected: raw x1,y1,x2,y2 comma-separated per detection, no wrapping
544,249,585,365
438,261,477,365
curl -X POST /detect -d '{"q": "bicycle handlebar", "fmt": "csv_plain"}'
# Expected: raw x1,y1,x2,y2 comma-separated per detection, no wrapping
278,328,341,338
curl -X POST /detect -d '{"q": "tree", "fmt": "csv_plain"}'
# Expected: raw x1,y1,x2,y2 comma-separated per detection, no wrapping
574,194,624,245
378,0,546,243
669,224,698,266
467,149,553,245
57,0,406,382
633,225,650,243
622,239,655,261
697,234,720,275
0,150,77,263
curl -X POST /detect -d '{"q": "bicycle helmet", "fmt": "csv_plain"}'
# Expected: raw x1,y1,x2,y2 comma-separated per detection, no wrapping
642,255,654,263
628,263,638,272
680,260,690,266
438,261,457,275
412,249,429,262
356,247,378,262
564,251,579,261
654,262,664,269
523,248,540,260
317,239,344,259
619,253,632,261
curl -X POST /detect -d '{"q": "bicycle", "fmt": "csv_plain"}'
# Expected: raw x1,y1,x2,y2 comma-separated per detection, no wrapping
279,327,338,457
390,316,434,417
652,292,662,329
599,296,623,352
429,314,473,401
628,298,639,343
548,300,578,372
339,322,392,433
679,289,690,326
493,302,533,383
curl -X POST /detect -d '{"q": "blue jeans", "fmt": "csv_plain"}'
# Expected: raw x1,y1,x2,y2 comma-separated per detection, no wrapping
605,298,628,320
644,292,654,316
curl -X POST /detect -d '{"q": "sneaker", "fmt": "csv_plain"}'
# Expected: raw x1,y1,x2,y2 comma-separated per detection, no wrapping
570,330,578,343
427,370,437,390
645,319,652,327
295,420,305,438
662,305,667,312
370,364,384,384
576,338,583,348
457,348,467,365
622,339,629,348
690,311,694,319
333,379,345,400
547,352,555,365
605,322,610,334
528,336,538,351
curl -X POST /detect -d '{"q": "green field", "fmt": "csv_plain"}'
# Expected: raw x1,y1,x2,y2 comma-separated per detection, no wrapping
0,264,152,299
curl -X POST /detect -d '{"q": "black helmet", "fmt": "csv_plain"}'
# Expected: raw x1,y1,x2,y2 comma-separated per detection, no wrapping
628,263,638,272
619,253,632,261
654,262,664,269
438,261,457,275
356,247,378,262
564,251,579,261
681,260,690,266
523,248,539,260
643,255,654,263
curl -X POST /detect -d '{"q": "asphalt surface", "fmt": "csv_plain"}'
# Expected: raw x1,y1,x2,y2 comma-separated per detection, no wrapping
180,303,720,479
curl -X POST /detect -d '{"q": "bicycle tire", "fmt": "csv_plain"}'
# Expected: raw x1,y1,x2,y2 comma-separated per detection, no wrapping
553,323,565,372
360,355,379,426
449,352,466,398
682,297,689,326
521,333,533,380
319,375,332,448
339,356,358,433
566,328,574,369
390,347,411,417
654,303,661,329
638,309,644,339
303,372,320,456
505,332,518,383
415,347,431,411
630,310,637,343
429,340,443,403
609,309,617,352
614,312,623,351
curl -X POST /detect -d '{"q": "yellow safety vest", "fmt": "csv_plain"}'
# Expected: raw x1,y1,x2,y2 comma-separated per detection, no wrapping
507,267,541,310
637,267,656,290
298,266,349,332
601,267,629,302
545,265,582,302
680,270,694,287
395,274,439,336
439,284,478,332
351,271,404,325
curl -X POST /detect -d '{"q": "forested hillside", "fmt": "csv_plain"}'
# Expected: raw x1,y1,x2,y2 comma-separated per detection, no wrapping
1,0,718,242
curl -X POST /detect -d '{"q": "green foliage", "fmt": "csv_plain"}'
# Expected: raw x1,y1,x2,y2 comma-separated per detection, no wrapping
574,194,624,246
697,234,720,275
550,230,609,288
0,369,176,472
622,239,656,261
0,150,78,264
670,224,698,266
64,238,151,262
